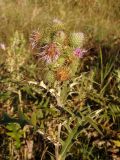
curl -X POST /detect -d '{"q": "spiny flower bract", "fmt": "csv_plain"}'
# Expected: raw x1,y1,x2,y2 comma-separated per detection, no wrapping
53,30,66,45
56,67,70,81
70,32,85,48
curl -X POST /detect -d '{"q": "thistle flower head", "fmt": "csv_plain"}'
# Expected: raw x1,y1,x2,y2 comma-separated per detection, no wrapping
73,48,87,58
56,67,70,81
52,18,64,31
38,43,60,63
29,31,41,50
54,30,66,45
70,32,85,48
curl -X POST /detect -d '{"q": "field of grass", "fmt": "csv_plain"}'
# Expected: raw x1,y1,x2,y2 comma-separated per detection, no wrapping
0,0,120,159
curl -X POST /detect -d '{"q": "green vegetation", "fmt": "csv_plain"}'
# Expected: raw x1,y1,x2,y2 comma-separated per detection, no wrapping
0,0,120,159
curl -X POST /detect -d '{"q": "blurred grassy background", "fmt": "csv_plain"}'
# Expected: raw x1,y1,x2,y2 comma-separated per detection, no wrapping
0,0,120,44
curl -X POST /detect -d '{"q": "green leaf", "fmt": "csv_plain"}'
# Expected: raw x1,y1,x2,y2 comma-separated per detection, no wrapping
58,121,81,160
7,132,17,139
0,92,11,101
31,112,37,126
36,110,44,119
85,116,103,135
6,123,21,132
60,82,69,105
99,48,103,84
43,97,50,108
112,140,120,147
15,140,21,149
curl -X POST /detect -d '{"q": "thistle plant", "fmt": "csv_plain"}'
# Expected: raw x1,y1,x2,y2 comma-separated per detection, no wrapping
29,19,87,85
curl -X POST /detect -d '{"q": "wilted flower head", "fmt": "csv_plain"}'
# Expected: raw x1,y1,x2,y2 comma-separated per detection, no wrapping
70,32,85,48
29,31,41,50
38,43,60,63
73,48,87,58
56,67,70,81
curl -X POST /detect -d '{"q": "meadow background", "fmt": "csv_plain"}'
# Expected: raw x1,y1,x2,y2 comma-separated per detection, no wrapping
0,0,120,159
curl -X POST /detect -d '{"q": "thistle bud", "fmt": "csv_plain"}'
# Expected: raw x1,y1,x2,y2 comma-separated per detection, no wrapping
44,70,55,83
70,32,85,48
52,18,64,31
54,31,66,45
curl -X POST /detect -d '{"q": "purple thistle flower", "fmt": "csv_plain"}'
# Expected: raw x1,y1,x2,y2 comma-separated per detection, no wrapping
73,48,87,58
38,43,60,63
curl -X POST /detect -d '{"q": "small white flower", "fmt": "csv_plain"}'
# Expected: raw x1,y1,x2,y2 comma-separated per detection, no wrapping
0,43,6,51
53,18,62,25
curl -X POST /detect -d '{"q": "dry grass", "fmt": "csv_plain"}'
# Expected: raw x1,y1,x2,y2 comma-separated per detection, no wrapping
0,0,119,44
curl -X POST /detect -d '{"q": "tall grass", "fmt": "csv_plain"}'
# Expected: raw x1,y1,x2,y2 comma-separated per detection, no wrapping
0,0,120,44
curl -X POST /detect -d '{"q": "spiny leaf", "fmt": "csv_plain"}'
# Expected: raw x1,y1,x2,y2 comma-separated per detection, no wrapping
85,116,103,135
